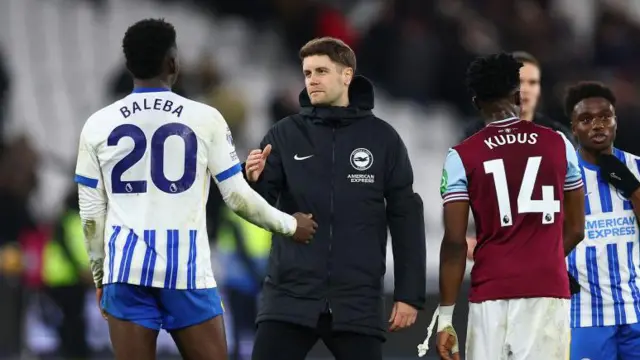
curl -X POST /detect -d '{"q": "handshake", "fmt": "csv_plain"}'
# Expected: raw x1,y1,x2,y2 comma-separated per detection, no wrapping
244,144,318,243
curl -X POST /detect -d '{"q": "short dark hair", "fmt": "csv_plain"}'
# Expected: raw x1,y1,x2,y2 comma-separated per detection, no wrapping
511,51,539,67
299,37,357,72
122,18,176,79
466,52,523,102
564,81,617,117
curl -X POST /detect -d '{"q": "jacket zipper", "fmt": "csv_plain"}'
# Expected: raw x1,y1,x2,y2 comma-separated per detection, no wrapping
326,127,336,314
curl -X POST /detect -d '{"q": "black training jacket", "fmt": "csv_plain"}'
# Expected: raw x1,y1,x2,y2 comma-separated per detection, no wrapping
247,76,426,339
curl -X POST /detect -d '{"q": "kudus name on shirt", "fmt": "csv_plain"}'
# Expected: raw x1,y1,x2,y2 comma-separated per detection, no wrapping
585,215,637,240
484,133,538,150
120,98,184,119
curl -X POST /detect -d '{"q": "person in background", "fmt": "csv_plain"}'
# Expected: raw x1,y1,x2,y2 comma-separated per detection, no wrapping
0,136,39,358
462,51,574,143
215,207,271,360
565,81,640,360
41,187,91,359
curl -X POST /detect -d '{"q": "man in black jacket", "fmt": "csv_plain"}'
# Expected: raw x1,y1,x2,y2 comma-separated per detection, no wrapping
462,51,574,145
245,37,426,360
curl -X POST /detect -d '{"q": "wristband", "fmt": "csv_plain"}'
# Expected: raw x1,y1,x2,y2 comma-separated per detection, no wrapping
437,304,455,332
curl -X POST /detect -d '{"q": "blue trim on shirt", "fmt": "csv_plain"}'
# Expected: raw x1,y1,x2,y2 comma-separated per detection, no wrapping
442,149,468,195
576,147,625,172
577,149,599,171
131,87,171,93
215,163,242,182
74,174,99,188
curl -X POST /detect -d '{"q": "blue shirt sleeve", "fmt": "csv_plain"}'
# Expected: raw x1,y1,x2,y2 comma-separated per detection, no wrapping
440,148,469,204
559,132,583,191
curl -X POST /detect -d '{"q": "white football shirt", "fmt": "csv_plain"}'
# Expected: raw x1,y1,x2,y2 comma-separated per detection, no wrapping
568,148,640,327
75,88,248,289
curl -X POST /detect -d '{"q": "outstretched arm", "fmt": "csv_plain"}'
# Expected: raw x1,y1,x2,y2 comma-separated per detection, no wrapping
207,109,296,236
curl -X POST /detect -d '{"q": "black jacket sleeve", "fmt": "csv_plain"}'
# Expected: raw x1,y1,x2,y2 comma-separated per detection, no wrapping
384,133,426,310
249,127,286,206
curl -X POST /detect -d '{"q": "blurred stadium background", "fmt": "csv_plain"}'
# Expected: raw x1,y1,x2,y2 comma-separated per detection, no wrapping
0,0,639,359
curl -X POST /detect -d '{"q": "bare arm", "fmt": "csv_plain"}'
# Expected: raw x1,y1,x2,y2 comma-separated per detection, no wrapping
439,201,470,306
559,132,585,255
563,187,585,256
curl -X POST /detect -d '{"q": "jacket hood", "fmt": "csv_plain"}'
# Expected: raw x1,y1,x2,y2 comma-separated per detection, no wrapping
298,75,374,123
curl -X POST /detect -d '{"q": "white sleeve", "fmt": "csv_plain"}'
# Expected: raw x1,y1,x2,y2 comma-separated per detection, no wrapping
78,184,107,287
74,123,104,189
75,122,108,287
207,108,297,236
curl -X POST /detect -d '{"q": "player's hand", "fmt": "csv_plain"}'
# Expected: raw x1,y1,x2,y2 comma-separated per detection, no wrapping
389,301,418,331
597,153,640,198
95,287,108,320
436,326,461,360
466,236,476,261
292,213,317,243
245,144,272,183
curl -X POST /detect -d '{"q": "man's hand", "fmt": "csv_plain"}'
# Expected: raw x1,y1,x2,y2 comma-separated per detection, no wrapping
598,153,640,198
95,287,108,320
436,326,460,360
389,301,418,331
292,213,317,243
466,236,476,261
245,144,272,183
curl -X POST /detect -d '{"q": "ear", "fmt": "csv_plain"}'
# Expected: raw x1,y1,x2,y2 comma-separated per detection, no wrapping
514,90,521,106
472,96,480,110
343,67,354,86
168,56,177,75
570,117,577,137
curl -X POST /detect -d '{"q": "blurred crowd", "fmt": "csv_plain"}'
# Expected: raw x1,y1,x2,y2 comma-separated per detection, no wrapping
0,0,640,358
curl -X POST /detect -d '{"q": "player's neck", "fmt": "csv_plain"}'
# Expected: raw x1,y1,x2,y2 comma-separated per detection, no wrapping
520,111,534,121
483,110,519,125
133,79,171,91
579,146,613,165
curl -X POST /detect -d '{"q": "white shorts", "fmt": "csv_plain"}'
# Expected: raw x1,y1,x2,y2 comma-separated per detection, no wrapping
466,297,570,360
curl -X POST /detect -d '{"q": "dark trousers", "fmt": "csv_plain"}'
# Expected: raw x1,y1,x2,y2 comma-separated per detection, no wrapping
0,275,23,358
252,314,382,360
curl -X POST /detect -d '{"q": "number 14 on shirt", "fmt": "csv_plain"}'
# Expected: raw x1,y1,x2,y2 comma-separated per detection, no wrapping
484,156,560,227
